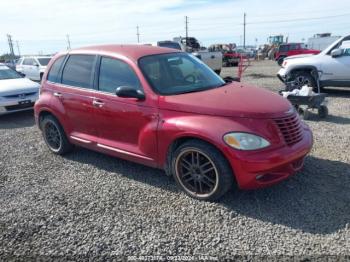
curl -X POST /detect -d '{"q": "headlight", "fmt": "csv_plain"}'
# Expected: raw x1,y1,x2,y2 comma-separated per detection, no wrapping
223,132,270,150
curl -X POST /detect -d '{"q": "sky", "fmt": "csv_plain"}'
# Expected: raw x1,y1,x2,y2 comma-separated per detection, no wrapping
1,0,350,55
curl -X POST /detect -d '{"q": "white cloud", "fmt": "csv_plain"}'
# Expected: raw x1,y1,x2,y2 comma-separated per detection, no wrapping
1,0,350,54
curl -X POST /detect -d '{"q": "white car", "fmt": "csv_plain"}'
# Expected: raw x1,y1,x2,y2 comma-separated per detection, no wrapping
16,56,52,81
0,65,40,115
277,35,350,90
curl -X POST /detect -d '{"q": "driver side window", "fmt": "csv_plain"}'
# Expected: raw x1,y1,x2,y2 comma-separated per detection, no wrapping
98,57,141,93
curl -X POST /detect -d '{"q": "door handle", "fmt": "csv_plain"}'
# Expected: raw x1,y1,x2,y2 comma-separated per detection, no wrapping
53,92,62,98
92,99,104,108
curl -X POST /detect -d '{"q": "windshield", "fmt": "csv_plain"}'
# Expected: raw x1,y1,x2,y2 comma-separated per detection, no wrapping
38,58,51,66
0,66,23,80
158,42,182,50
139,53,225,95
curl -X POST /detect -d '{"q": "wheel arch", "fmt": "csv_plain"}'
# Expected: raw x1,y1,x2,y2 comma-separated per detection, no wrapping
164,134,232,177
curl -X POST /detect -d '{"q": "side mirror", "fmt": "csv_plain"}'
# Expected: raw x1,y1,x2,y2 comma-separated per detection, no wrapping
33,62,39,67
115,86,145,100
331,48,343,58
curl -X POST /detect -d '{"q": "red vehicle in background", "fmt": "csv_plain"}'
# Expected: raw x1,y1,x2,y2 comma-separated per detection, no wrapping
275,43,320,66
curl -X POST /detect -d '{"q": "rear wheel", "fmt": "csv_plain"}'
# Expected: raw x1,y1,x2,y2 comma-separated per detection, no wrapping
171,140,233,201
40,115,73,155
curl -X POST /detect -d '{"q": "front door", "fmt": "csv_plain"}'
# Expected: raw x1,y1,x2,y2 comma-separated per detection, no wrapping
93,56,158,166
321,47,350,82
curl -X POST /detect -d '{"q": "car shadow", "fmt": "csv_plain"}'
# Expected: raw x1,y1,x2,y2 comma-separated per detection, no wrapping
305,113,350,125
65,148,350,235
0,110,35,129
323,88,350,98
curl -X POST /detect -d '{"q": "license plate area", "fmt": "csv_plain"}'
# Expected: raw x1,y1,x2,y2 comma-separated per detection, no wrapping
18,100,31,105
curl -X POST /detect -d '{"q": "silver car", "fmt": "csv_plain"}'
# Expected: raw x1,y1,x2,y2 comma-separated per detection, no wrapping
0,64,40,115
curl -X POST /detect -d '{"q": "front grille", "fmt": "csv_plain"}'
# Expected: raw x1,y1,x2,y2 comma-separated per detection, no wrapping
274,113,303,146
3,92,37,99
5,102,35,111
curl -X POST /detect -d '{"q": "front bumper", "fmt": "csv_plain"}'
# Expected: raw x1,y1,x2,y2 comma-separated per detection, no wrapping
277,68,287,83
0,95,38,115
225,127,313,189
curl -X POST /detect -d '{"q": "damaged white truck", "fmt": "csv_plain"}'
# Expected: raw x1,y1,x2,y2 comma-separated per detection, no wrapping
277,35,350,91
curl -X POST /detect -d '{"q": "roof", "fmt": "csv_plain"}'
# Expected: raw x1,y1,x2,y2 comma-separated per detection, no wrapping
69,44,180,61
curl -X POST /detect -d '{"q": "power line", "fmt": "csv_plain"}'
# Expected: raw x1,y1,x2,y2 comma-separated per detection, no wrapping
247,13,350,25
6,34,15,58
16,41,20,56
66,34,71,49
185,15,189,44
136,25,140,43
243,13,246,48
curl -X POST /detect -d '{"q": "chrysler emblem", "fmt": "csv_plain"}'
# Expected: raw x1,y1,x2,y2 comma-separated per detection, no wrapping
19,94,26,99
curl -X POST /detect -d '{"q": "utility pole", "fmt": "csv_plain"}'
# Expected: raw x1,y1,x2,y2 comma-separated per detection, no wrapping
16,41,21,56
243,13,246,48
66,34,71,50
7,34,15,58
136,25,140,43
185,16,189,46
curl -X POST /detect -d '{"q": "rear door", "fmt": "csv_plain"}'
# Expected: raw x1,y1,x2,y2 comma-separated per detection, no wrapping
53,54,99,143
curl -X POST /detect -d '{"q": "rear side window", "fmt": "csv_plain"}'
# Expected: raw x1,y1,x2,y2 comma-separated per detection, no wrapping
47,56,65,82
62,55,95,89
98,57,141,93
23,58,34,65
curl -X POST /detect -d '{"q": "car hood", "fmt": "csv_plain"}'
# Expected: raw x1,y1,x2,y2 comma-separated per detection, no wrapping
285,53,317,60
0,78,40,96
158,82,292,119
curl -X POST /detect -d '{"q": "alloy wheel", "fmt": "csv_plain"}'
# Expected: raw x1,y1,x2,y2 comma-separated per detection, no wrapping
175,148,219,198
44,121,62,151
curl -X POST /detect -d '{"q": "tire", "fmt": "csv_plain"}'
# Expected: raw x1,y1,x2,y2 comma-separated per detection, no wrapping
171,140,234,201
214,69,221,75
277,57,285,66
298,108,310,120
292,71,316,90
318,105,328,118
40,115,73,155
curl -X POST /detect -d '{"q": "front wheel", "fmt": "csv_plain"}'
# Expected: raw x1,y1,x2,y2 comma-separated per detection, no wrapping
292,71,316,90
171,140,234,201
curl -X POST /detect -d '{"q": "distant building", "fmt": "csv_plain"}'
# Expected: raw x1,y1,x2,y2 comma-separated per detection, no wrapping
307,33,341,51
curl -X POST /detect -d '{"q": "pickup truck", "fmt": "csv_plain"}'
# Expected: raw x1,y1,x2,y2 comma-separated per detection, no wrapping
275,43,320,66
174,37,223,74
140,39,223,75
277,35,350,90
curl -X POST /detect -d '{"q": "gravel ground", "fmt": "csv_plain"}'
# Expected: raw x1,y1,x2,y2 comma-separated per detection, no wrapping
0,60,349,260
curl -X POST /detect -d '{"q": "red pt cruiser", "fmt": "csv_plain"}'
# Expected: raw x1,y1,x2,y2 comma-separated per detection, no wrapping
34,45,313,200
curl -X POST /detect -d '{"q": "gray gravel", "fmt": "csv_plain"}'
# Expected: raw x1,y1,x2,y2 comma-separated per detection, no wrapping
0,60,349,260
